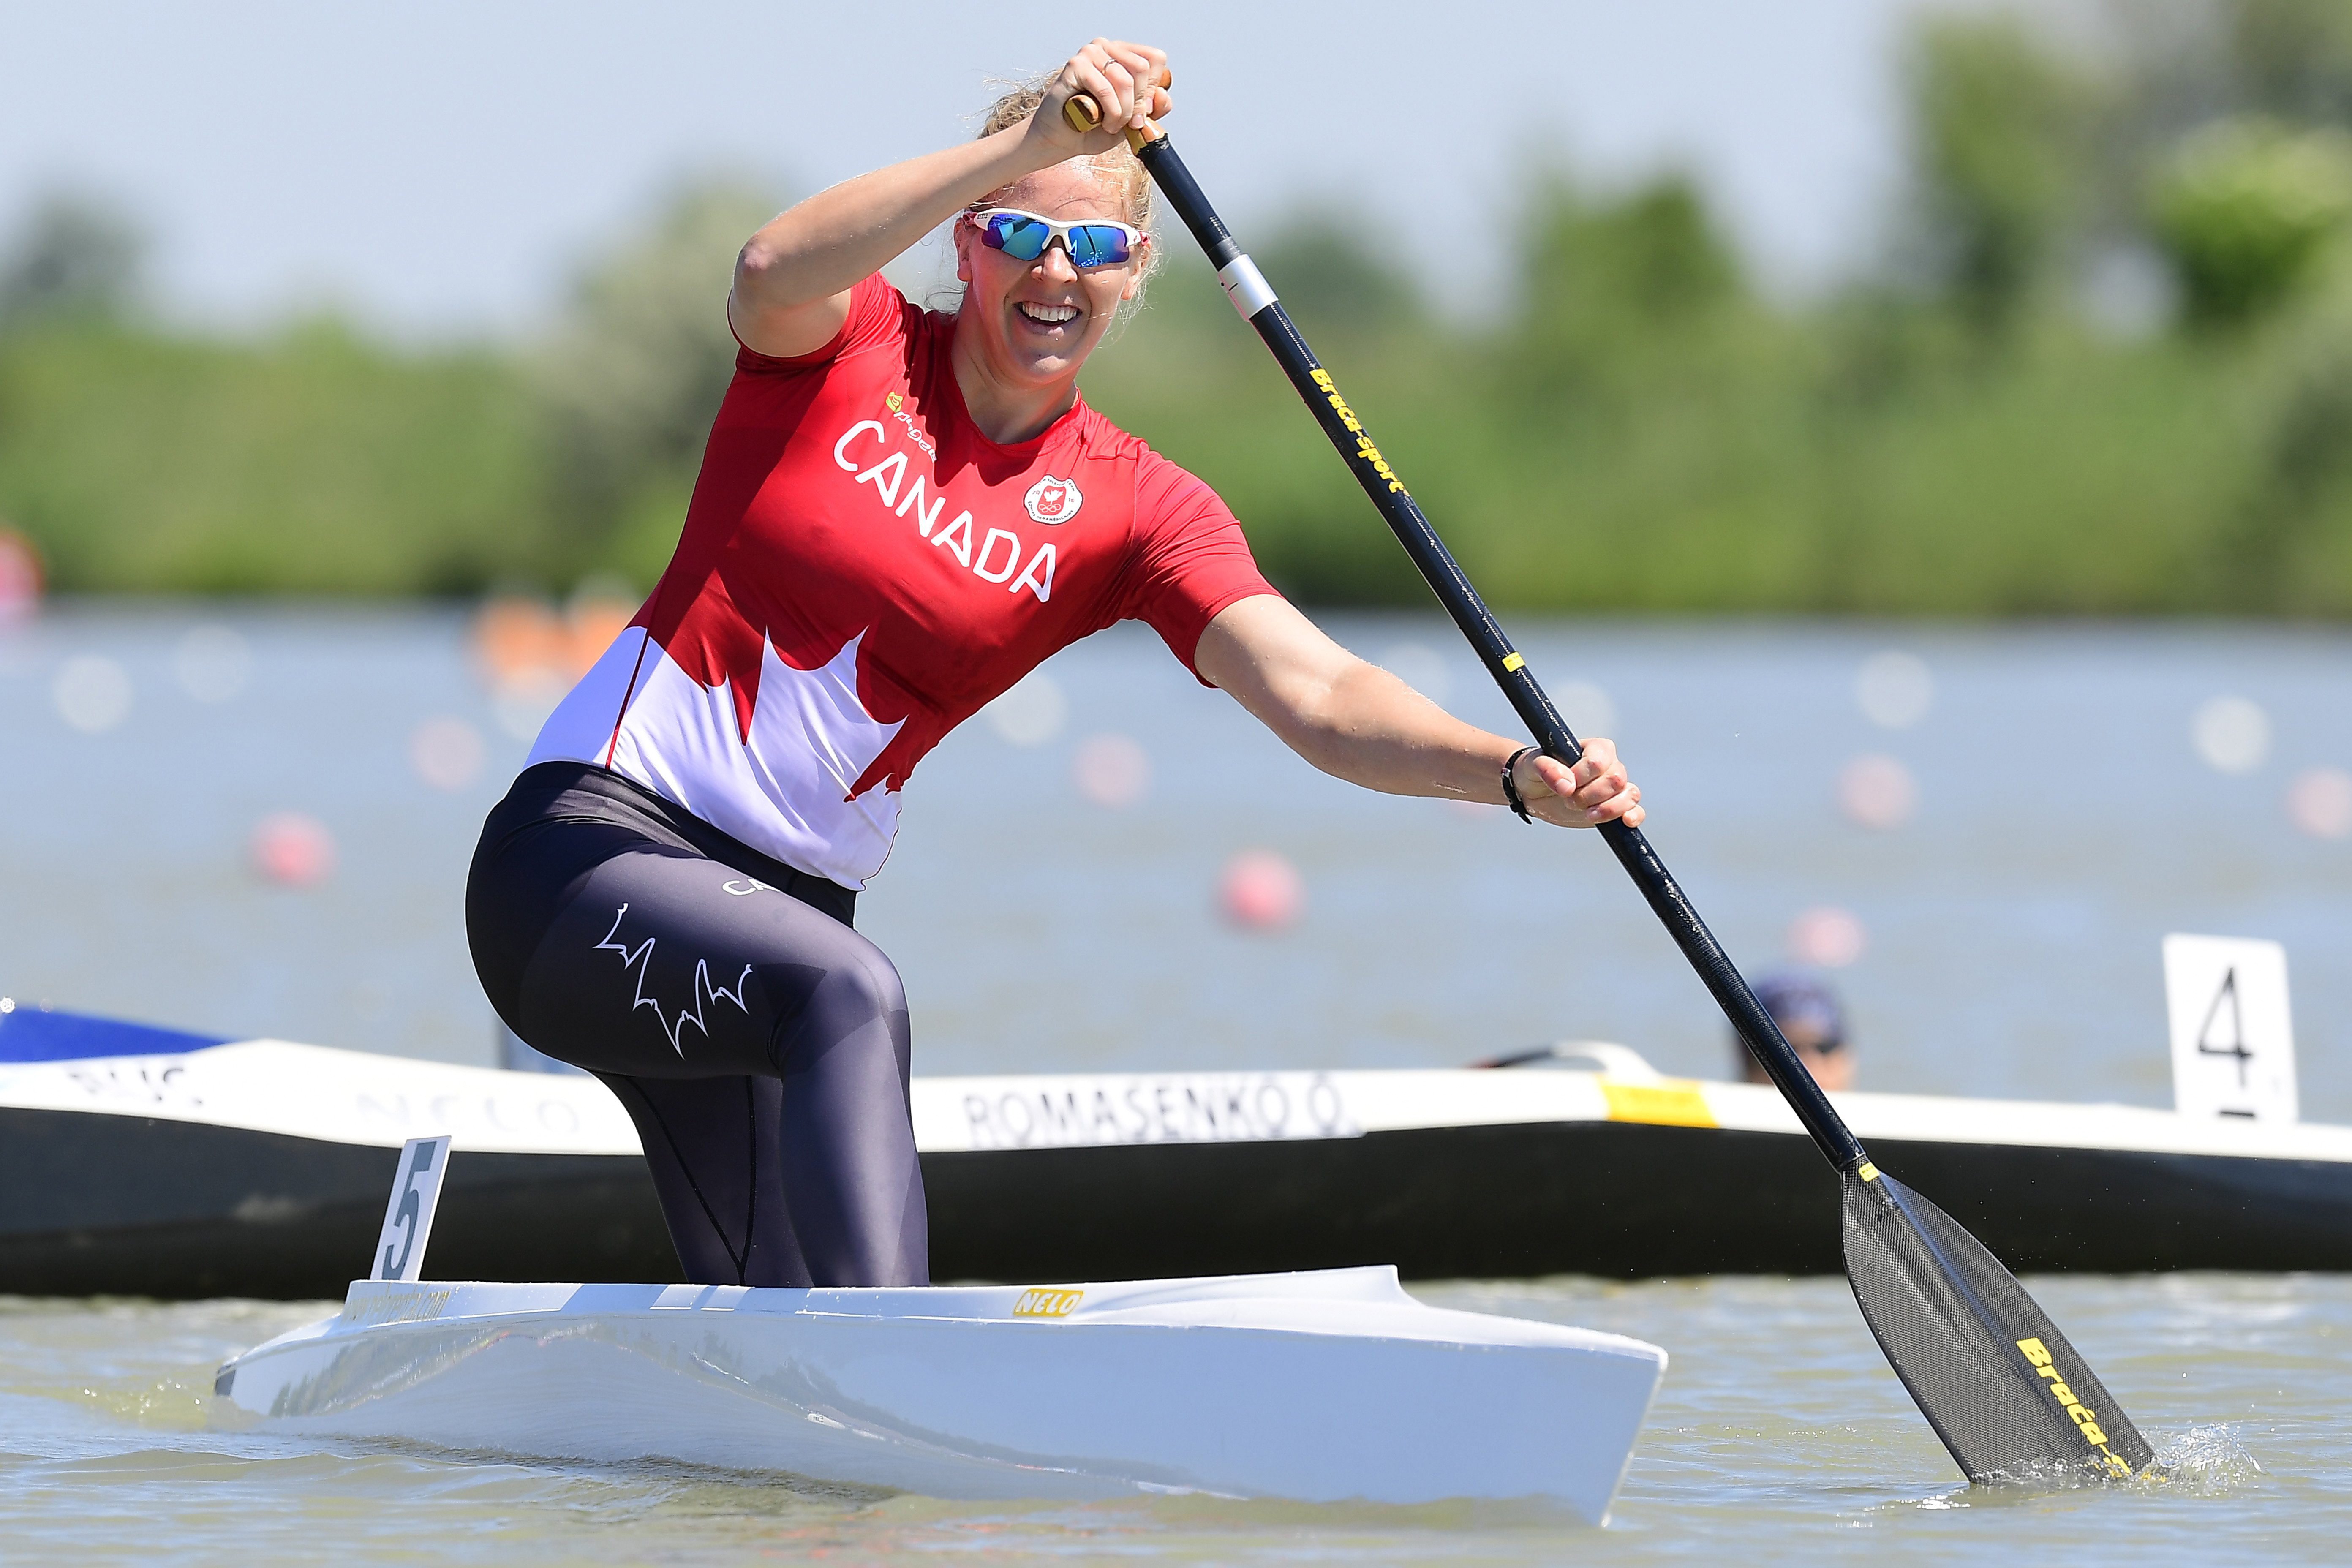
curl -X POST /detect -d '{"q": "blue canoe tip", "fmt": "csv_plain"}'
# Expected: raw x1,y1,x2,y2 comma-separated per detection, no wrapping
0,1001,232,1063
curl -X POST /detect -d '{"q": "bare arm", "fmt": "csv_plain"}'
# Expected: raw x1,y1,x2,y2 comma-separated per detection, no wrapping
1193,596,1644,828
729,39,1169,358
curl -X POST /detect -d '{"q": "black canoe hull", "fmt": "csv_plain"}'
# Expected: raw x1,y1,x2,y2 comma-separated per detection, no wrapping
5,1105,2350,1298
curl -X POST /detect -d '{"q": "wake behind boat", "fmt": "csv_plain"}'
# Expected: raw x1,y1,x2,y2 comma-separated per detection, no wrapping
215,1264,1666,1519
6,1002,2351,1296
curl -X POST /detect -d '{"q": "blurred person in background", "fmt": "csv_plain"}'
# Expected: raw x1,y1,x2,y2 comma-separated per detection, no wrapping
465,38,1644,1292
1736,973,1853,1091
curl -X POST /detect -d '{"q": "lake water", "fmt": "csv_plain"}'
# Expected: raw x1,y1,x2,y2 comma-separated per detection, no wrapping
1,604,2348,1558
0,1277,2339,1562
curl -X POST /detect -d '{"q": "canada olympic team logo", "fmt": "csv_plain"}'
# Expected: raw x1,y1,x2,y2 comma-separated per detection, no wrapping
1024,475,1083,525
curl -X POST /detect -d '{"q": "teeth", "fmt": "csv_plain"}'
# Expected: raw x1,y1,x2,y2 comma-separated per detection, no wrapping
1018,302,1081,324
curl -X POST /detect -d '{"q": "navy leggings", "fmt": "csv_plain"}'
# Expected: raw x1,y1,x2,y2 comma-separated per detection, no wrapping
466,763,928,1288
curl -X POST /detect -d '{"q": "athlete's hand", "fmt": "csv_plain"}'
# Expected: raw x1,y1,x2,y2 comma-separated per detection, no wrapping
1514,738,1645,830
1032,38,1171,158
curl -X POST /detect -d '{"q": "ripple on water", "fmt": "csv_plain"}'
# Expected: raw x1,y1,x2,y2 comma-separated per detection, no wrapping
0,1277,2347,1563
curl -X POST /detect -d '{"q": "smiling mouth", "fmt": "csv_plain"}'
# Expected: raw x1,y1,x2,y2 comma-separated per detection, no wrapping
1016,301,1082,327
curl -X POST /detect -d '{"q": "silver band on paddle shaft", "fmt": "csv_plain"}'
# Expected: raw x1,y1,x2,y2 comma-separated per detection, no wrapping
1500,746,1541,824
1215,256,1278,319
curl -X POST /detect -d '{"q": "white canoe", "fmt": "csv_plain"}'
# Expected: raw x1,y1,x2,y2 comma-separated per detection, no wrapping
217,1266,1666,1520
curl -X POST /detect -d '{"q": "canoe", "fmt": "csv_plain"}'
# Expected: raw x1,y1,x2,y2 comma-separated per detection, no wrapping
214,1266,1667,1520
8,1004,2352,1296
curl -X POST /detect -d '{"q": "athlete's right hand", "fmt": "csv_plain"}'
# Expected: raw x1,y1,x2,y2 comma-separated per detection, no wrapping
1032,38,1171,158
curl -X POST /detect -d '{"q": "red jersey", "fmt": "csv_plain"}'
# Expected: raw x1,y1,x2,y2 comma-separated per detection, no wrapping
528,275,1277,888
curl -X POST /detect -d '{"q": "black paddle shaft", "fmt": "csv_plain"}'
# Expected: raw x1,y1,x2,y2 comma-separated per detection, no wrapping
1085,106,2153,1486
1131,131,1865,1173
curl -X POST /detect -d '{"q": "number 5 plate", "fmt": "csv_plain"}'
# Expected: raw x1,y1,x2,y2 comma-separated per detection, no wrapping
373,1135,453,1283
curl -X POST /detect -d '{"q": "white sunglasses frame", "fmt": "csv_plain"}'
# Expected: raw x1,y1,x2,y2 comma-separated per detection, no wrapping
964,207,1146,269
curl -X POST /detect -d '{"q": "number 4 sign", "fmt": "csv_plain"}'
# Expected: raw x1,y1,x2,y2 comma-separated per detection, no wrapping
2164,935,2297,1123
372,1135,453,1283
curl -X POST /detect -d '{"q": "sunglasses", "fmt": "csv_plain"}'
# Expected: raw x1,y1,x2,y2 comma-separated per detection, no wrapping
967,207,1142,270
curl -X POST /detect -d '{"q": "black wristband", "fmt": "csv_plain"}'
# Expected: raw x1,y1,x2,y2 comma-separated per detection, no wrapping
1500,746,1541,824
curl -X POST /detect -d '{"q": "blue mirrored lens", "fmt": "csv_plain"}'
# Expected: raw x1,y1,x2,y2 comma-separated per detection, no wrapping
986,214,1050,261
1067,225,1132,269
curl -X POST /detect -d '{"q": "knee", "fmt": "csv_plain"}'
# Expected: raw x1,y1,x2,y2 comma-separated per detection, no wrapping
822,951,907,1028
761,935,910,1076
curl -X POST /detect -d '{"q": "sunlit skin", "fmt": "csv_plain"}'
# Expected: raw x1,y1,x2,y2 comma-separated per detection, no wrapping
946,164,1146,450
724,37,1642,828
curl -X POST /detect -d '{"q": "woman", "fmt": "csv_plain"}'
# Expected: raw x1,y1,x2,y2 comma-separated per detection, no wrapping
466,39,1642,1291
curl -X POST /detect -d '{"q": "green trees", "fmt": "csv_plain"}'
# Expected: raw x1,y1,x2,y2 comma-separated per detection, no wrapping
0,194,143,328
2231,0,2352,124
3,4,2352,613
2151,119,2352,327
532,180,783,585
0,318,549,593
1906,16,2099,335
0,198,552,594
0,184,778,596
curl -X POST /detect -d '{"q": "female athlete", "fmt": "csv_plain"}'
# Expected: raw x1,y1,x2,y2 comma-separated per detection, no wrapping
466,39,1644,1291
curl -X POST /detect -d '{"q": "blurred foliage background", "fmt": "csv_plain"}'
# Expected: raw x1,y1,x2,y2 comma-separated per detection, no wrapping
7,0,2352,613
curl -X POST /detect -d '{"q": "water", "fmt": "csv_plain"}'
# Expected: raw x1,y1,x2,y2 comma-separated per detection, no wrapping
3,606,2346,1106
2,605,2349,1557
0,1277,2341,1561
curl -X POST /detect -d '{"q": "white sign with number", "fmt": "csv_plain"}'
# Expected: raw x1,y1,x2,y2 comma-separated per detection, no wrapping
372,1134,453,1283
2164,935,2296,1123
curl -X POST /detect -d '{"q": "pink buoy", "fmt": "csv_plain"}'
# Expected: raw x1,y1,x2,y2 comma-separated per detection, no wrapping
1786,905,1865,968
250,812,336,887
2287,767,2352,840
1219,849,1304,931
1072,732,1150,807
410,716,487,792
0,531,41,623
1837,754,1917,830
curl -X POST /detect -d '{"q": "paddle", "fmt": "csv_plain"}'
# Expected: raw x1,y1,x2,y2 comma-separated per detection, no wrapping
1066,86,2154,1486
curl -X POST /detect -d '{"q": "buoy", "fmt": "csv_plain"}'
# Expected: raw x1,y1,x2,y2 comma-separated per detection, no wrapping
1220,850,1303,931
1837,753,1916,830
52,655,132,735
1786,906,1865,968
410,717,487,792
984,670,1067,747
0,530,43,622
1073,732,1150,806
1855,651,1933,729
2192,695,2270,774
2287,766,2352,839
251,813,336,887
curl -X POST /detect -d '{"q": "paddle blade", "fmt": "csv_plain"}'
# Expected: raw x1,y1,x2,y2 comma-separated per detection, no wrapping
1841,1166,2155,1484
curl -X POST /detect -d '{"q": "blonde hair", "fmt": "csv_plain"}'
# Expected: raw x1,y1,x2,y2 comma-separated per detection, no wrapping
969,72,1161,305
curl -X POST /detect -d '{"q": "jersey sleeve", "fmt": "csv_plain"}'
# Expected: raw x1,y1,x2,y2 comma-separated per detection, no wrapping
730,273,909,374
1122,449,1282,681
